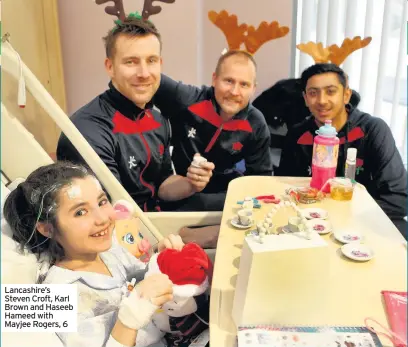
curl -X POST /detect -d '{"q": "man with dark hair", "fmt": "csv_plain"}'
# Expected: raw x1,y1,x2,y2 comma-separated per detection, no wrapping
57,16,215,212
252,77,362,150
153,50,273,206
277,63,407,237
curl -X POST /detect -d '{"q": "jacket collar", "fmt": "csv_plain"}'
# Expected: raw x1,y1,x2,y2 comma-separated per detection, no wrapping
305,107,363,133
104,81,154,120
298,108,365,146
337,108,363,136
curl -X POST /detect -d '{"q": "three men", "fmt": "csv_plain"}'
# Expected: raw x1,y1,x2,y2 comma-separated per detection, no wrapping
57,15,405,238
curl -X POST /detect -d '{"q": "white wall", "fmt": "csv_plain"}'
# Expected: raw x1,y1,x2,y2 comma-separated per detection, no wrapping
58,0,294,115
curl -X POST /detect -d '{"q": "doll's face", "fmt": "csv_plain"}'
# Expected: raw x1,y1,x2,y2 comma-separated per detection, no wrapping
121,231,143,257
162,296,197,318
115,219,145,258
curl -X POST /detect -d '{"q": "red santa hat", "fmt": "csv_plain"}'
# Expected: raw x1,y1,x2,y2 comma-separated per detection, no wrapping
145,243,212,297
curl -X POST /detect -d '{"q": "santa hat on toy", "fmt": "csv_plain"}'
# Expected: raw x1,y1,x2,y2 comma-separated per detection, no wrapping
145,243,212,298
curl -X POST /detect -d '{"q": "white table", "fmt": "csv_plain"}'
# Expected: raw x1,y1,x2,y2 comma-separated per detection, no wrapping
209,176,407,347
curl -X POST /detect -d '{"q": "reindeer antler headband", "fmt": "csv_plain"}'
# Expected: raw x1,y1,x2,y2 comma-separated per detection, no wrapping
208,10,290,55
95,0,175,24
296,36,372,66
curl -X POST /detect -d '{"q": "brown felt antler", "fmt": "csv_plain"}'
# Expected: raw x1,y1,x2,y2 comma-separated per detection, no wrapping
95,0,126,22
209,10,289,54
244,21,290,54
296,36,372,65
296,42,331,63
142,0,176,20
208,10,248,50
328,36,372,66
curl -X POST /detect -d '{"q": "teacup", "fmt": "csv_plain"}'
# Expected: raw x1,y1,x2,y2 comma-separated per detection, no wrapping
288,216,302,233
238,209,254,226
242,197,254,210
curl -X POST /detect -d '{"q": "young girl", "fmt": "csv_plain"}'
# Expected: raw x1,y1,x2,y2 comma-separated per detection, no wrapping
3,162,183,347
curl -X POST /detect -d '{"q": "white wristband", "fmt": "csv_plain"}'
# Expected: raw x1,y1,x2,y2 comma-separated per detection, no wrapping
118,288,158,330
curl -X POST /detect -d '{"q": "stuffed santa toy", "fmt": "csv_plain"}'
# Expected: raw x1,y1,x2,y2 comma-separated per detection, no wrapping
136,243,212,347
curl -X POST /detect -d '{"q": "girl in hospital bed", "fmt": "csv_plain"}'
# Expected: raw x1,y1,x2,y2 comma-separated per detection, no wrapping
3,161,182,347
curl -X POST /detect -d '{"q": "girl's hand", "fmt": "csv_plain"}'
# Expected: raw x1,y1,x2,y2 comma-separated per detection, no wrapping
118,274,173,330
137,273,173,307
157,234,184,252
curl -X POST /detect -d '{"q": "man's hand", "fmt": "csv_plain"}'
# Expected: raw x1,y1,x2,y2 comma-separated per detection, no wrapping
157,234,184,252
179,225,220,249
187,154,215,193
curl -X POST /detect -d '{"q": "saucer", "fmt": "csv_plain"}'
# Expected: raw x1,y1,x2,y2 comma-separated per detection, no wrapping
334,230,364,243
341,243,374,261
230,216,254,229
305,219,332,235
301,208,329,220
281,225,297,234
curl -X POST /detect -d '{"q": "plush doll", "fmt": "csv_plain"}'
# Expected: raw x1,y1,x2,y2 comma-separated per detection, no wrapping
113,200,151,262
136,243,212,347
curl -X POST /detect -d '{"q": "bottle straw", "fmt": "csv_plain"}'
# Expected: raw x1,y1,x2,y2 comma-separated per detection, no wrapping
317,178,333,197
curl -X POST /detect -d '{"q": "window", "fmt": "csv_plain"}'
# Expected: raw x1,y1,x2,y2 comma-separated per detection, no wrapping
294,0,407,164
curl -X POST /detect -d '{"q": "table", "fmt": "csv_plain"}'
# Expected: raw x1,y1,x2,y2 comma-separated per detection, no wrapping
209,176,407,347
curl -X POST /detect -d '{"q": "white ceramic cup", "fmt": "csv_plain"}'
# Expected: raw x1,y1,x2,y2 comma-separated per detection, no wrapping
238,209,253,226
242,199,254,210
288,216,302,233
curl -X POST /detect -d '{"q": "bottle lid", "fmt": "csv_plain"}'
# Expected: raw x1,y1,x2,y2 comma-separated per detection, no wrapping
347,148,357,161
315,120,337,137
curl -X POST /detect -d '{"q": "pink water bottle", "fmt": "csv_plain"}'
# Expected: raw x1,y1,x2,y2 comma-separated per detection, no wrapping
310,120,339,192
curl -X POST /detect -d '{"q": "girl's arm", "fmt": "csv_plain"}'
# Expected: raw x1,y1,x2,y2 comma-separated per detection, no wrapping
109,320,137,347
111,274,173,346
59,274,172,347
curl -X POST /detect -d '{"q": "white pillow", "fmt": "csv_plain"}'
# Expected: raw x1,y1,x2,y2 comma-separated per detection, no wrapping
1,180,49,284
1,181,10,219
1,220,45,284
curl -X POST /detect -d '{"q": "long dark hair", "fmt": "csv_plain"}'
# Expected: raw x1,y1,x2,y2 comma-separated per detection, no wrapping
3,161,95,264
